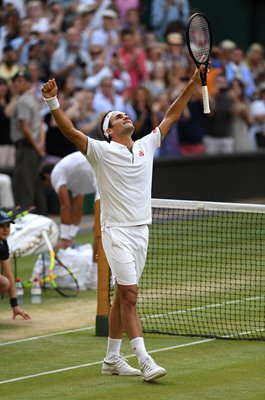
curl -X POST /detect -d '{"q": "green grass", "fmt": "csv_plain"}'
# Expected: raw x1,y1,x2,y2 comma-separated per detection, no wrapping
0,331,264,400
1,226,265,399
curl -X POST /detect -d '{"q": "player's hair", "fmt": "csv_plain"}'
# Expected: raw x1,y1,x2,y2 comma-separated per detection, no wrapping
39,163,56,180
99,111,112,143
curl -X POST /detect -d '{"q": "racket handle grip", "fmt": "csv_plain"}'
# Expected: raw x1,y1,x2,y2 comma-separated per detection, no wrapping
202,85,210,114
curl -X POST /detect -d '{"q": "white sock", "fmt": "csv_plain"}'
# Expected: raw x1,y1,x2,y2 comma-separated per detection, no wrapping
130,337,149,362
105,337,122,360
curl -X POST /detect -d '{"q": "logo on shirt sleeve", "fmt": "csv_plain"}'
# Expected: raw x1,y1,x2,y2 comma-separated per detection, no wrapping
139,150,144,157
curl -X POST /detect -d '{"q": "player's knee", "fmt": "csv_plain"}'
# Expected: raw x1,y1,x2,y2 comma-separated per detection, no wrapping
120,287,137,308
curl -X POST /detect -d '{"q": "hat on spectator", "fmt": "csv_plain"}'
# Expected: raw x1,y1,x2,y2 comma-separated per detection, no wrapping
102,9,118,19
12,69,31,81
77,2,96,15
0,210,15,225
219,39,236,50
166,32,183,45
251,100,265,117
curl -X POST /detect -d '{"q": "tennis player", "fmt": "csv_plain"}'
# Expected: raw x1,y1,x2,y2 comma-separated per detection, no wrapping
39,151,98,249
0,211,31,320
41,65,205,382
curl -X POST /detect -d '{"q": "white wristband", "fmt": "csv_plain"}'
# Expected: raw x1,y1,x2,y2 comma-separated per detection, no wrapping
69,224,79,238
44,95,60,111
60,224,71,240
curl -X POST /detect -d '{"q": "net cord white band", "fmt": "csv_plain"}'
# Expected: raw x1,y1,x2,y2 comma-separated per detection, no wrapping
102,111,115,139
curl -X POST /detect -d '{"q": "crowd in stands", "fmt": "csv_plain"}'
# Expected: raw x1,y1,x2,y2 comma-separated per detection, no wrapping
0,0,265,211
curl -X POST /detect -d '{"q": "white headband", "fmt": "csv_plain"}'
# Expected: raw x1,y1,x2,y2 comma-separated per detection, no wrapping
103,111,115,139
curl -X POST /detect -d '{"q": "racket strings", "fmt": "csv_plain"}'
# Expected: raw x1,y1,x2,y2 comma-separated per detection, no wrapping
188,16,211,62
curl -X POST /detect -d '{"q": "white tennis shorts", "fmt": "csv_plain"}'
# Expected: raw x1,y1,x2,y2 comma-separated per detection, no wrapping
102,225,149,285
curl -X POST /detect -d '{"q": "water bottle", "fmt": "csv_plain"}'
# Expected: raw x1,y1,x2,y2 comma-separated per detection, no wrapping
15,277,24,305
31,277,42,304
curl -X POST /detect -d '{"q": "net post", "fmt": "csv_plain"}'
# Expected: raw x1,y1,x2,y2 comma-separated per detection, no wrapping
95,199,110,336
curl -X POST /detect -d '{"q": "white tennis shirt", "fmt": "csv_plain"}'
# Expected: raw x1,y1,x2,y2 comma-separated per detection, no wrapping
86,128,161,227
51,151,98,196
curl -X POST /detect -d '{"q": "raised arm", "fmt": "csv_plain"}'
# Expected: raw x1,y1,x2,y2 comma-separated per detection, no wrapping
159,66,205,140
41,79,88,154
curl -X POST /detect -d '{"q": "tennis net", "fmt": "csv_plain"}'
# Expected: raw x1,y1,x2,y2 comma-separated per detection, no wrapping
136,199,265,340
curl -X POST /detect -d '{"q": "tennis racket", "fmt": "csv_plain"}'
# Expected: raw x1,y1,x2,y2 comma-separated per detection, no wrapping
42,230,79,297
186,12,213,114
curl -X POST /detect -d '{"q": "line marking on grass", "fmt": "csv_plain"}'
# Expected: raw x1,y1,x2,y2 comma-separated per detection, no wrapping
0,326,95,347
0,338,214,385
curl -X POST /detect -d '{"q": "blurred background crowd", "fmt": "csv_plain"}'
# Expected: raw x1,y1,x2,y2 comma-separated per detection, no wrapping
0,0,265,213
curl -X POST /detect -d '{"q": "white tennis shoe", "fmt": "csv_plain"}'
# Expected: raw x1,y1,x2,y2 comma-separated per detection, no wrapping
102,354,141,376
140,356,167,381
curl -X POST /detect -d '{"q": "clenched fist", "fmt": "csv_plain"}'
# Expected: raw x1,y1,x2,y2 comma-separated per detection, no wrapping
41,78,58,99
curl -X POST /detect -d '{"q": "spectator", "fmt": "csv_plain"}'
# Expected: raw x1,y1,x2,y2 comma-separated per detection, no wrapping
130,86,156,141
93,77,135,118
117,27,147,96
224,46,256,99
245,42,265,85
44,92,77,159
0,8,21,59
90,8,120,61
151,0,190,40
152,92,179,157
144,60,168,99
167,61,188,101
25,1,49,39
9,17,33,65
10,69,46,214
50,26,92,90
65,89,100,139
165,32,188,69
204,74,234,154
114,0,140,25
0,45,20,84
228,78,253,152
178,86,206,155
122,6,145,46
